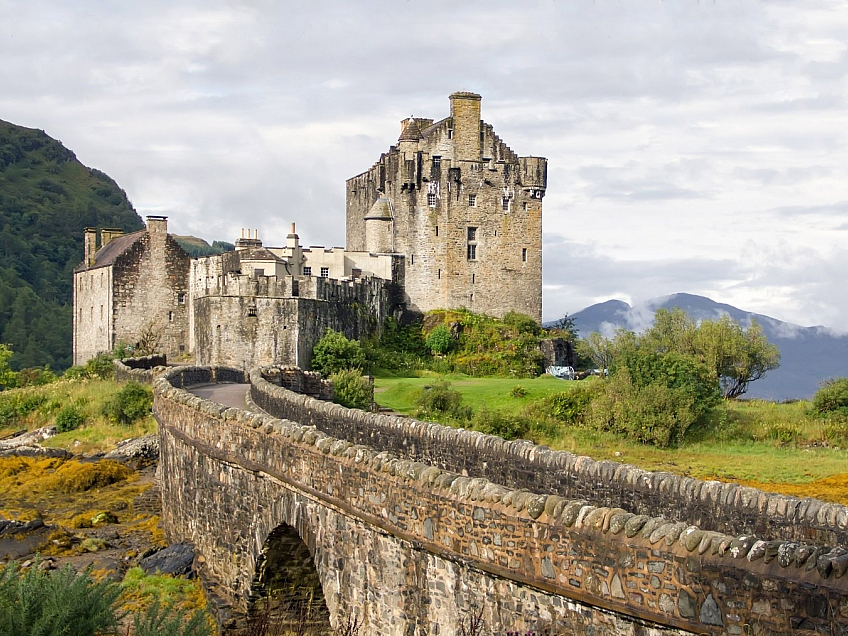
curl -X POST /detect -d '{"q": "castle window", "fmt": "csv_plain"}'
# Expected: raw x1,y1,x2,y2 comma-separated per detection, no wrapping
178,293,186,304
427,193,437,207
320,267,329,278
472,274,475,284
433,156,441,167
100,305,103,320
447,128,453,139
522,248,527,262
438,269,441,279
468,194,477,207
247,306,257,318
303,266,311,276
411,254,414,265
467,226,478,260
292,280,299,296
435,226,439,237
502,197,510,211
168,311,174,322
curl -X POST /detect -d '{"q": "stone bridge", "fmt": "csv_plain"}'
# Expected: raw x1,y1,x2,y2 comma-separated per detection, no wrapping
154,365,848,635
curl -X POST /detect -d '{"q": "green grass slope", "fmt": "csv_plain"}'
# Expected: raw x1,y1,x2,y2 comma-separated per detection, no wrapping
0,119,144,371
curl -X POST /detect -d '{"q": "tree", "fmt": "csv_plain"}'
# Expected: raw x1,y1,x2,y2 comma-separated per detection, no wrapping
311,330,365,376
0,344,17,390
548,313,579,342
576,331,617,374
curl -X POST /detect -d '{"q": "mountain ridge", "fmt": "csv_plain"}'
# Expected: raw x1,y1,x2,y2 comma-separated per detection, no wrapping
566,293,848,400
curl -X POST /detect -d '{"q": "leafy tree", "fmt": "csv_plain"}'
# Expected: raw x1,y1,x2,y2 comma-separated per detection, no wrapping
576,331,616,374
813,378,848,417
311,330,365,376
101,382,152,425
0,343,17,389
414,380,471,422
425,324,453,355
548,313,579,342
330,369,374,410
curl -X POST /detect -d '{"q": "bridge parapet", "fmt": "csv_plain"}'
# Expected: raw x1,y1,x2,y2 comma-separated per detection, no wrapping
156,366,848,635
251,365,848,546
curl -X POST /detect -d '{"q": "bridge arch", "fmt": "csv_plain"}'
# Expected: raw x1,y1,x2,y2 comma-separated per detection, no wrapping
249,522,332,634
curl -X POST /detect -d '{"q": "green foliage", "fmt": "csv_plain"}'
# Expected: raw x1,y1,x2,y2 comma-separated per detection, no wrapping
133,601,213,636
812,378,848,417
173,235,232,258
546,313,579,342
311,330,365,376
55,403,86,432
0,119,144,373
64,352,115,381
101,382,152,425
501,311,541,336
0,390,47,427
362,317,428,375
425,324,453,355
0,561,123,636
330,369,374,411
510,385,527,398
0,343,17,389
15,366,58,387
414,380,472,422
470,408,532,441
544,382,603,424
587,367,699,447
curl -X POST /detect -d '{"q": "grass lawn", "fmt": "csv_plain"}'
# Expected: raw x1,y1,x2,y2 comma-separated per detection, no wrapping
374,373,848,503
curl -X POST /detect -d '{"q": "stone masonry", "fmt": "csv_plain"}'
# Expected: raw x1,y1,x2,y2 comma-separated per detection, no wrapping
155,366,848,635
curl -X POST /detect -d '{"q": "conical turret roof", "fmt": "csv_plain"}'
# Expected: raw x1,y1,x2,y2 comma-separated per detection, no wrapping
364,196,393,220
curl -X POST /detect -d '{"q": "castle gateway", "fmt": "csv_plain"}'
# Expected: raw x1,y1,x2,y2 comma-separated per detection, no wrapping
346,92,547,321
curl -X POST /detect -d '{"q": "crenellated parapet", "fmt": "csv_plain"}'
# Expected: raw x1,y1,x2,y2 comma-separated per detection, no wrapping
155,366,848,635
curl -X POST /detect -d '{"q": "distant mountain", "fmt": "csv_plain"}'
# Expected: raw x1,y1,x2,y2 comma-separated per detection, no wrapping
566,293,848,400
0,119,144,370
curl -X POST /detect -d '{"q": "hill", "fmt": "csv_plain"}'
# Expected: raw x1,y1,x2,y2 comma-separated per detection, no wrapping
567,293,848,400
0,119,144,371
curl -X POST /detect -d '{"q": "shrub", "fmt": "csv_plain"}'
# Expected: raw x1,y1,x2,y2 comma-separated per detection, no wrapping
84,352,116,380
16,366,58,387
55,404,86,432
425,324,453,355
330,369,374,411
0,562,123,636
133,601,213,636
471,408,531,441
543,382,602,424
510,385,527,399
0,392,47,427
813,378,848,417
311,331,365,376
414,381,471,422
501,311,541,336
101,382,153,425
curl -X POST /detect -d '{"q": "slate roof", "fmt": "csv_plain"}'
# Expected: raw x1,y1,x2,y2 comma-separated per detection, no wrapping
73,230,146,273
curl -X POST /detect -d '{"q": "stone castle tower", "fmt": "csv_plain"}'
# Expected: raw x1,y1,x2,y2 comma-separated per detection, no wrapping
346,92,547,321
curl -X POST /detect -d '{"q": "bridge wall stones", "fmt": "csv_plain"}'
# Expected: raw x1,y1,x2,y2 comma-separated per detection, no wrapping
156,366,848,635
113,354,168,384
251,366,848,546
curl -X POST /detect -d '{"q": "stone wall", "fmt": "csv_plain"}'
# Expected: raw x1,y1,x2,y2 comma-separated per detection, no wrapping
113,355,168,384
72,266,113,365
250,367,848,546
156,367,848,635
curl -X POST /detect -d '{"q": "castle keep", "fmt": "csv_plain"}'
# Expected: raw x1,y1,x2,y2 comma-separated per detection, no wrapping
73,93,547,368
347,92,546,321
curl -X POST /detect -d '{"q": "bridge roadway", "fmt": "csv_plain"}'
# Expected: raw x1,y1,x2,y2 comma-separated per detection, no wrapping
187,382,251,410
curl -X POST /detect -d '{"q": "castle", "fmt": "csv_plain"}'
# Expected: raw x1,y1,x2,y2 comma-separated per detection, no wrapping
73,93,547,369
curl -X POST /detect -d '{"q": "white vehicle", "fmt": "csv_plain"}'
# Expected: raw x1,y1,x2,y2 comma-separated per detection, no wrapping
546,365,575,380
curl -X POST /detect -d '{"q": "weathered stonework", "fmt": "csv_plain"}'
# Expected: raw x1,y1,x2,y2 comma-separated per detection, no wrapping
155,367,848,635
346,92,546,321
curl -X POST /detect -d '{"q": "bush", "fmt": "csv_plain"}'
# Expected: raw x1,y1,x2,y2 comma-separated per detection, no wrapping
311,331,365,376
813,378,848,417
16,366,58,387
510,385,527,399
414,381,471,423
330,369,374,411
101,382,152,425
425,324,453,355
543,382,602,424
471,408,532,441
587,369,698,447
133,601,213,636
0,562,123,636
501,311,541,336
55,404,86,432
0,392,47,427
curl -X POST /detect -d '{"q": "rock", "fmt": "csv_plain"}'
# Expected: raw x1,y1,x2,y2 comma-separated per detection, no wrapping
91,511,119,526
104,435,159,466
700,593,723,626
0,426,57,451
0,445,72,459
140,542,196,576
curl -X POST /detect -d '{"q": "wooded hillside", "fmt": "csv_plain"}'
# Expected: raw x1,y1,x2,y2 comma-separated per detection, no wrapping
0,119,144,371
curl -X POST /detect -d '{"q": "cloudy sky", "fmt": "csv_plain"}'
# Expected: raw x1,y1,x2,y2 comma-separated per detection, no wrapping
2,1,847,329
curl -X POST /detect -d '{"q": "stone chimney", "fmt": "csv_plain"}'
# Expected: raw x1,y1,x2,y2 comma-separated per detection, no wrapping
100,227,124,247
84,227,98,267
235,228,262,250
146,215,168,234
449,91,482,163
286,223,300,249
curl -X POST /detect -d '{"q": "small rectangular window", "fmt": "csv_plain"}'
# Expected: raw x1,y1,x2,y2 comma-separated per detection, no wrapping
303,266,312,276
435,226,439,237
438,269,441,279
468,194,477,207
427,193,437,207
177,292,186,304
522,248,527,262
447,129,453,139
411,254,414,265
467,227,477,241
472,273,475,284
168,311,174,322
320,267,329,278
467,243,477,260
433,156,441,167
247,306,257,317
502,197,510,211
